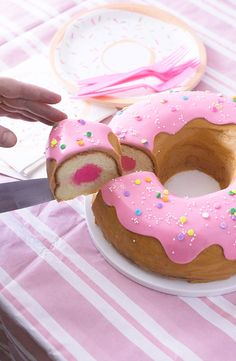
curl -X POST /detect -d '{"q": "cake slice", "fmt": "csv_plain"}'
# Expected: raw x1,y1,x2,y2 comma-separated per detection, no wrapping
46,119,122,201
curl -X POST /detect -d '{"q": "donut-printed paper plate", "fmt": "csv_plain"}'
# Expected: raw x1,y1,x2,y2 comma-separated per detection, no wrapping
85,196,236,297
50,3,207,106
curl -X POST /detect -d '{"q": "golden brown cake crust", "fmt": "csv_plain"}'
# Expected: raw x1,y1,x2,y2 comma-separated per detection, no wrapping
92,192,236,283
46,159,58,197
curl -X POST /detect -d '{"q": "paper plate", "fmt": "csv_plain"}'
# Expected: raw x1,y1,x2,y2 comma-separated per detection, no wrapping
85,195,236,297
50,3,206,107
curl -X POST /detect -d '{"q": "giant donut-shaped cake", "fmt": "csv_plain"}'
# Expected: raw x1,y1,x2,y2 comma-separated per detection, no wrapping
92,90,236,282
47,90,236,282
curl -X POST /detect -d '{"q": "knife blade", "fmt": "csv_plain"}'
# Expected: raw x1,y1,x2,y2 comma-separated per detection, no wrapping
0,178,54,213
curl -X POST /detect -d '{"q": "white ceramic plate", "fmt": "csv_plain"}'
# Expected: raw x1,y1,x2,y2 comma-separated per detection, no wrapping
85,195,236,297
50,3,206,106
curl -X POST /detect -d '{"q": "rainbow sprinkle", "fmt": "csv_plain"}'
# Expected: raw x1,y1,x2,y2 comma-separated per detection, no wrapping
77,139,84,146
187,229,195,237
50,138,57,147
180,216,187,224
145,177,152,183
85,131,92,138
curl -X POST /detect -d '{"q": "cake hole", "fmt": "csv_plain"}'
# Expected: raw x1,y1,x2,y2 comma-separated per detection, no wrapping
165,170,220,197
154,118,236,192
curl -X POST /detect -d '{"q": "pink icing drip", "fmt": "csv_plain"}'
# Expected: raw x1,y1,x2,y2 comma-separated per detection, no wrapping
121,155,136,171
73,164,102,185
102,91,236,264
101,171,236,264
46,119,115,164
47,91,236,263
110,91,236,151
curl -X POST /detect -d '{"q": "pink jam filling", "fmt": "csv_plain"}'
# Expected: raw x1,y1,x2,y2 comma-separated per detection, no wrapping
73,164,102,185
121,156,136,171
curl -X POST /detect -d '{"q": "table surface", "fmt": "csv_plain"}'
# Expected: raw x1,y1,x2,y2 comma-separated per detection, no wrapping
0,1,236,361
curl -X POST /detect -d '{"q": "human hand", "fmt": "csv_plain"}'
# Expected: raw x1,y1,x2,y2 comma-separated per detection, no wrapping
0,77,67,147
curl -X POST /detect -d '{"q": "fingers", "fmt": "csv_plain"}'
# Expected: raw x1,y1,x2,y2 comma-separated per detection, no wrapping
0,125,17,147
0,108,46,123
0,98,67,124
0,77,62,104
0,104,57,125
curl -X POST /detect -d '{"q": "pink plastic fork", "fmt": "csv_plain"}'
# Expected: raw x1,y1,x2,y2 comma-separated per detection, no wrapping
77,59,200,96
75,66,197,99
77,46,189,92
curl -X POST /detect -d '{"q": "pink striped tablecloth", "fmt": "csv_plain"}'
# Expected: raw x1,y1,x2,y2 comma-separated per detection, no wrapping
0,1,236,360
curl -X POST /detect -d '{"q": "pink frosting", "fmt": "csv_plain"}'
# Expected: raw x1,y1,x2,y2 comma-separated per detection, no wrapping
102,91,236,263
46,119,115,163
102,171,236,264
110,91,236,150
